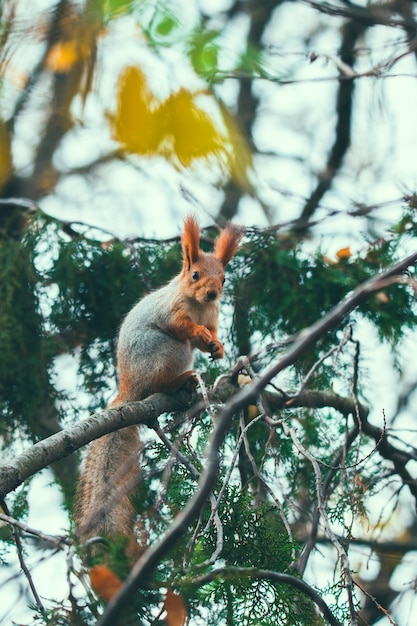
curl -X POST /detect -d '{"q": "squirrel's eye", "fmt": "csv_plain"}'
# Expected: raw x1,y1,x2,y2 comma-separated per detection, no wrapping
222,277,226,284
192,271,199,281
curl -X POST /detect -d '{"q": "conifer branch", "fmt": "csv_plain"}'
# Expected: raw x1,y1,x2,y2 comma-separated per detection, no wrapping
187,567,343,626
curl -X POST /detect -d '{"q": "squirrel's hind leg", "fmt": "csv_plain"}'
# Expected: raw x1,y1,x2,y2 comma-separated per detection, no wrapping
156,370,198,393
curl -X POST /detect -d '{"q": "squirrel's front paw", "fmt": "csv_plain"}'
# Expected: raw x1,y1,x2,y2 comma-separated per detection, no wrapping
208,340,224,361
194,325,212,344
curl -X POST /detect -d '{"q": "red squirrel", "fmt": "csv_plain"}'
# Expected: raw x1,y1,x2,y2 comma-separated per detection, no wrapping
75,216,242,545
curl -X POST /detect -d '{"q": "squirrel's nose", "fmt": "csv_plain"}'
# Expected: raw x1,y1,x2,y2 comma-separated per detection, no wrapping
207,290,217,301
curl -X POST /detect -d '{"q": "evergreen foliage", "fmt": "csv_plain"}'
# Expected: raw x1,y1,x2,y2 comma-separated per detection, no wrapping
1,207,416,624
2,0,417,624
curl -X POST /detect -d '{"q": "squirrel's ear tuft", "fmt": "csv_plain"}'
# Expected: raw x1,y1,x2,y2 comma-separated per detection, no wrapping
214,223,243,267
181,215,201,270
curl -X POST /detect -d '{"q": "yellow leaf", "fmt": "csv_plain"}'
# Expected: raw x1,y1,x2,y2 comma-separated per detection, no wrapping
163,589,188,626
111,66,251,178
111,66,163,155
162,88,223,166
45,41,80,73
89,565,123,602
336,246,351,261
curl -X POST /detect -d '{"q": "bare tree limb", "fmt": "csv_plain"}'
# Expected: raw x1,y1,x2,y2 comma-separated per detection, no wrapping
0,392,191,499
0,512,70,548
0,384,377,501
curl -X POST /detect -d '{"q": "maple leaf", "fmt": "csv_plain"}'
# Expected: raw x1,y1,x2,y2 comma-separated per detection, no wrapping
111,66,164,155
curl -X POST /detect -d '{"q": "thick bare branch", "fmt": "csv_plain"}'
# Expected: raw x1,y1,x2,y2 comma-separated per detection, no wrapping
0,386,369,502
0,391,191,499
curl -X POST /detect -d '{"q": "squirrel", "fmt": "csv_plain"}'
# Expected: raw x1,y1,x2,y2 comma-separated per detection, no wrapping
75,216,242,547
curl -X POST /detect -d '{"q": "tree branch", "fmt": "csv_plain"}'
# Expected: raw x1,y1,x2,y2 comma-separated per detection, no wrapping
0,385,370,502
217,0,281,223
300,0,416,29
0,500,46,616
296,425,359,574
294,17,367,232
0,511,70,548
0,391,193,499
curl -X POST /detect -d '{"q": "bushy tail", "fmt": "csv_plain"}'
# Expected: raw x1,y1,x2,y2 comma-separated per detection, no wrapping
75,425,141,542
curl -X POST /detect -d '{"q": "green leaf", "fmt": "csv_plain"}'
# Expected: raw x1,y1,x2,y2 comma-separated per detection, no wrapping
99,0,135,20
189,28,220,77
155,14,177,37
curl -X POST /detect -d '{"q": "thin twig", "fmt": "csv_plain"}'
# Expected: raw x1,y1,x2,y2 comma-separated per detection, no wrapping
294,325,353,398
238,414,295,549
0,513,70,548
296,424,359,575
354,579,397,626
1,501,46,616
